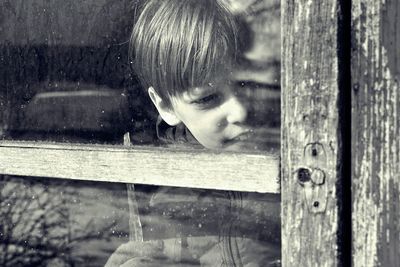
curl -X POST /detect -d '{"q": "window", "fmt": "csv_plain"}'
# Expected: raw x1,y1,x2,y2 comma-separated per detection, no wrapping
0,0,281,266
5,0,396,266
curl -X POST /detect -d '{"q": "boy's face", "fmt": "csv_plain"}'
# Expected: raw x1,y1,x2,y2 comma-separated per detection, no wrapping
168,69,253,151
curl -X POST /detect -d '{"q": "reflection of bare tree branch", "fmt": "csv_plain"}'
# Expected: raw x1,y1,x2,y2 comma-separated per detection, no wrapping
0,175,118,266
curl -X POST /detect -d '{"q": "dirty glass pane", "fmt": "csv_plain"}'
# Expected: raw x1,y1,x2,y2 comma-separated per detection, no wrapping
0,0,280,152
0,175,280,266
0,175,130,267
0,0,150,144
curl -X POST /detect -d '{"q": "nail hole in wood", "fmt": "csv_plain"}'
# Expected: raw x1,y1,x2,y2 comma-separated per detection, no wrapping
312,147,318,156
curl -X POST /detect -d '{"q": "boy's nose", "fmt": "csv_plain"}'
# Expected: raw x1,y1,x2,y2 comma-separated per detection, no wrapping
225,95,247,124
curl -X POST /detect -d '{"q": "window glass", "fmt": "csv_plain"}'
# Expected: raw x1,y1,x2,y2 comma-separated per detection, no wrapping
0,175,129,266
0,175,280,266
0,0,280,153
0,0,140,144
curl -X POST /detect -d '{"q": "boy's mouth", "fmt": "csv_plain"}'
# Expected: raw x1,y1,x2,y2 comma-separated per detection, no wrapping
224,129,255,145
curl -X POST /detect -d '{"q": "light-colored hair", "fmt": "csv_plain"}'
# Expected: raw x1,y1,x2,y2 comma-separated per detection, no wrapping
130,0,242,107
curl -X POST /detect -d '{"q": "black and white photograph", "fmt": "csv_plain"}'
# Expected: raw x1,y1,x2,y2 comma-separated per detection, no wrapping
0,0,399,266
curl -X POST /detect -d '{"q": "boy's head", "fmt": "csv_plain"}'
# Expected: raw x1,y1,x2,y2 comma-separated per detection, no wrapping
130,0,253,151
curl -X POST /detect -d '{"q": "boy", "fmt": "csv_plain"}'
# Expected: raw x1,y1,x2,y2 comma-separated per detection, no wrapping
106,0,280,266
130,0,255,152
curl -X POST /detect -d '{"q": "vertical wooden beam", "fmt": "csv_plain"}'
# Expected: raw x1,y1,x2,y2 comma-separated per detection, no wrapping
352,0,400,266
281,0,341,266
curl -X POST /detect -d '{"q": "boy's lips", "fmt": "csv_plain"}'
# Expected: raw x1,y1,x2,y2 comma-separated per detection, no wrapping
224,129,255,145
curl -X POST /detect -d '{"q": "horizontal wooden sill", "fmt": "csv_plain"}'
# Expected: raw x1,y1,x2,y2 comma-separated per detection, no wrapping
0,141,280,193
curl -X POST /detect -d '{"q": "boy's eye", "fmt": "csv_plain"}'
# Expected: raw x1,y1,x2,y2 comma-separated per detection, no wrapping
191,93,222,108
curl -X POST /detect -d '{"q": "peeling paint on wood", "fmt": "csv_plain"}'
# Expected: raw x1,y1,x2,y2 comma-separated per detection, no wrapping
282,0,341,266
352,0,400,266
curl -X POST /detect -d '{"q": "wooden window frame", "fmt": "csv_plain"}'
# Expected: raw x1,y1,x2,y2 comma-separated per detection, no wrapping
0,141,280,193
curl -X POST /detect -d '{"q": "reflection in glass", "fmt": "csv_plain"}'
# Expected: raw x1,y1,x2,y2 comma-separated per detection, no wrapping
0,175,129,266
129,185,281,266
0,0,150,144
0,176,280,266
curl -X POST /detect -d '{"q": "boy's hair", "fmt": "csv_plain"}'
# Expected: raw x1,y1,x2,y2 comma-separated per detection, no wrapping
130,0,244,107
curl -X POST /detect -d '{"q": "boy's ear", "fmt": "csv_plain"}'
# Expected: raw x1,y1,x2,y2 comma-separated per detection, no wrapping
148,87,181,126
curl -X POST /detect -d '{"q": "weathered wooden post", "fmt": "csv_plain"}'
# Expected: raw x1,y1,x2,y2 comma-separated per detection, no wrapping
281,0,343,266
352,0,400,266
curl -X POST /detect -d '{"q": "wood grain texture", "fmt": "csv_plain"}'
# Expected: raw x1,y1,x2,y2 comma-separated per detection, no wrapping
352,0,400,266
0,141,280,193
281,0,341,266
